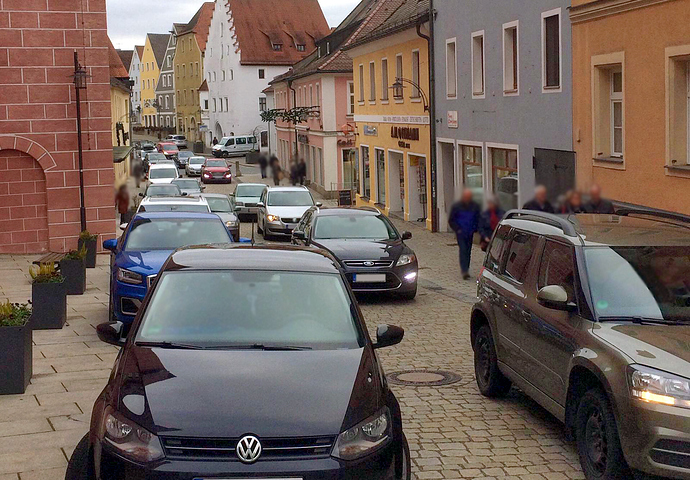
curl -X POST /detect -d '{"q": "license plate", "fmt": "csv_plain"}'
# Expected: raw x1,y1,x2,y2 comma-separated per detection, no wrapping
354,274,386,283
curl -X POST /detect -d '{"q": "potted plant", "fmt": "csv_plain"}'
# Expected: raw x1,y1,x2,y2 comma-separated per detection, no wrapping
0,300,32,395
78,230,98,268
59,245,87,295
30,263,67,330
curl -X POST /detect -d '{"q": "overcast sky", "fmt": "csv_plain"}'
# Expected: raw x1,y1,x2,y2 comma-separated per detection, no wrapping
107,0,360,50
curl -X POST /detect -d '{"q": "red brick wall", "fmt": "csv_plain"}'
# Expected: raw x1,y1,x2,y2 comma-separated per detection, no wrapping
0,0,116,254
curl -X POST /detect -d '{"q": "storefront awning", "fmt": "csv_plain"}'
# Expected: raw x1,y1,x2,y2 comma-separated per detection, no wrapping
113,146,133,163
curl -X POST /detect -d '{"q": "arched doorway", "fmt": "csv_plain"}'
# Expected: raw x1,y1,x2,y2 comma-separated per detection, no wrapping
0,149,49,254
215,122,224,140
189,117,197,141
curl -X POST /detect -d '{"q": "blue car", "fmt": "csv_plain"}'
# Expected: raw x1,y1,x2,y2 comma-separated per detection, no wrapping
103,212,233,331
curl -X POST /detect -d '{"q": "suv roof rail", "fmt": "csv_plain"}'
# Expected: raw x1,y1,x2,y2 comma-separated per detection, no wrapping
504,209,579,237
615,208,690,225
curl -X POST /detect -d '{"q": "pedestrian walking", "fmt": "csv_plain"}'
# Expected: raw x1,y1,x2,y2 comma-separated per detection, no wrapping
478,196,505,251
270,155,282,186
523,185,555,213
258,154,268,179
212,137,219,146
132,160,143,189
583,184,615,214
298,158,307,185
290,160,299,186
449,189,480,280
115,185,130,225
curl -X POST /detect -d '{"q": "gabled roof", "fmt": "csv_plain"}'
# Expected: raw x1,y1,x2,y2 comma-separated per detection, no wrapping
147,33,171,68
346,0,429,49
135,45,144,60
228,0,330,66
108,37,130,79
116,49,134,70
198,79,209,92
177,2,215,54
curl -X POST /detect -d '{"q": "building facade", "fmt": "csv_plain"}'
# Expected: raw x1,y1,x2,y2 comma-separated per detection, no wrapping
433,0,573,229
109,41,132,188
174,2,214,143
140,33,170,128
130,46,144,125
0,0,116,253
348,0,433,230
571,0,690,214
204,0,330,146
155,28,179,131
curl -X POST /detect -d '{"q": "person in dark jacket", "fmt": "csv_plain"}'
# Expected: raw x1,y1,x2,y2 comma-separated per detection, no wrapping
560,190,585,214
258,154,268,179
449,189,480,280
269,155,282,186
523,185,555,213
212,137,219,146
583,184,615,214
298,158,307,185
478,196,505,251
289,160,299,186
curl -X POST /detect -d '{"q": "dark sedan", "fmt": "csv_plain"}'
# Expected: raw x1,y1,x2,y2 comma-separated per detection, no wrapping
201,159,232,184
66,245,411,480
292,207,418,299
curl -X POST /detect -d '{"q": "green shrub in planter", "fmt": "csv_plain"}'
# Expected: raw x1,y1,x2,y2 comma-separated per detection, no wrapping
79,230,98,268
0,300,33,395
60,246,87,295
30,263,67,330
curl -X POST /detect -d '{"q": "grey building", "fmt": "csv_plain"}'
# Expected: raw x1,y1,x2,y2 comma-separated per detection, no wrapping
433,0,573,228
155,27,179,131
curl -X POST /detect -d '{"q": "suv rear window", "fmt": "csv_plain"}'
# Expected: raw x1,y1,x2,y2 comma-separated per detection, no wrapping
539,241,576,301
504,232,539,282
486,225,511,272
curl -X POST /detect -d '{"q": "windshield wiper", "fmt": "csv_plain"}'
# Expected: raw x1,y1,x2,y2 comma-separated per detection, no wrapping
203,343,312,351
135,341,207,350
598,316,682,326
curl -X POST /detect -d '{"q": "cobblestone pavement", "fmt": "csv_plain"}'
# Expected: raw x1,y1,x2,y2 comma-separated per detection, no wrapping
0,170,584,479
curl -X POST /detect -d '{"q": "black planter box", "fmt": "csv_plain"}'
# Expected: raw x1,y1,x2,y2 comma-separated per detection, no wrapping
79,238,97,268
31,280,67,330
59,258,86,295
0,319,32,395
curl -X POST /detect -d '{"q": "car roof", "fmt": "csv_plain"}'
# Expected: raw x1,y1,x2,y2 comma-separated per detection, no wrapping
148,163,178,170
133,212,219,220
197,193,229,199
165,244,340,274
266,186,309,192
313,206,381,217
140,196,208,205
236,183,266,189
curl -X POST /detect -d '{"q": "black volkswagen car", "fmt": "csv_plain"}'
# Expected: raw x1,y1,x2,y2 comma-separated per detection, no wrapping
66,245,410,480
292,207,418,300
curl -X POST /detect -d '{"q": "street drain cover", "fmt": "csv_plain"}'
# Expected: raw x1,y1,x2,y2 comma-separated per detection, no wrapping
388,370,462,387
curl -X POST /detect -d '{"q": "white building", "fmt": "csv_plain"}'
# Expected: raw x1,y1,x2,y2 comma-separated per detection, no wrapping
203,0,330,145
130,45,143,125
155,27,179,131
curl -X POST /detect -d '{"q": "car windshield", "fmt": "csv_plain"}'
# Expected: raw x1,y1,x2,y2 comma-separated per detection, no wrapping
139,204,210,213
205,160,227,168
124,218,230,250
268,191,314,207
174,136,185,140
172,179,200,190
147,154,166,161
136,271,362,349
236,185,265,197
178,152,193,158
149,168,178,179
206,197,233,212
142,145,155,151
146,185,181,196
585,246,690,322
314,215,399,240
162,144,178,151
189,157,205,165
218,137,230,146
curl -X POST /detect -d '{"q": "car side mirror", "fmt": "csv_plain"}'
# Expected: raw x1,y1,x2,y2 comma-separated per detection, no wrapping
537,285,577,312
181,192,188,196
257,202,265,208
374,324,404,349
97,321,125,347
315,202,323,207
401,231,412,240
138,192,144,197
103,239,118,252
119,223,128,231
292,230,306,241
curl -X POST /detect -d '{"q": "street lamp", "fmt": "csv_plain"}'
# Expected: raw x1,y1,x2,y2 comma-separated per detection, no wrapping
390,77,429,112
71,51,90,233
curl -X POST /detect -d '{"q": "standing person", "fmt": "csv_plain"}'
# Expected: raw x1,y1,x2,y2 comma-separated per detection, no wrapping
584,184,615,214
523,185,555,213
290,160,299,186
449,189,480,280
478,196,505,251
115,185,130,225
132,159,143,189
298,158,307,186
258,153,268,179
562,190,585,214
270,155,282,186
212,137,219,146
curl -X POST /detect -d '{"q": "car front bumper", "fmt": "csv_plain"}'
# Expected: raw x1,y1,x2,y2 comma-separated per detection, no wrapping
343,265,418,293
236,204,259,215
186,168,202,176
265,221,299,237
112,280,148,328
201,175,232,184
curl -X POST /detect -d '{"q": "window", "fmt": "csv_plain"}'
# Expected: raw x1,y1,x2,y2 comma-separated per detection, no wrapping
195,62,199,76
592,55,624,161
347,81,355,115
542,9,561,90
297,44,305,52
411,50,420,99
165,95,169,109
461,145,483,205
361,146,370,198
272,43,282,51
259,69,265,79
167,55,171,68
490,147,518,210
472,31,485,97
446,39,457,98
212,71,217,82
394,54,403,99
167,74,171,86
539,241,576,301
204,99,208,110
182,65,186,77
315,84,320,107
229,69,233,80
369,62,376,102
610,70,624,157
225,97,229,111
503,22,519,94
504,232,539,283
309,85,313,106
381,59,389,101
358,64,364,102
259,97,267,112
162,76,166,87
486,225,511,272
667,50,690,166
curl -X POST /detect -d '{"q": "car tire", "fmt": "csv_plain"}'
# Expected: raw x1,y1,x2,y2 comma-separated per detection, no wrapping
65,433,94,480
575,388,630,480
223,151,229,158
473,324,512,397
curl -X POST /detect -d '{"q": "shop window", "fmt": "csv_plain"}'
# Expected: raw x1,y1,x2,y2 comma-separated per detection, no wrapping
490,147,518,211
460,145,483,205
362,146,370,198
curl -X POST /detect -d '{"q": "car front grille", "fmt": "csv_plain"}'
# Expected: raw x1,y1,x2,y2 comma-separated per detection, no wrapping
650,439,690,469
281,218,300,224
343,260,394,268
243,202,257,207
161,436,335,461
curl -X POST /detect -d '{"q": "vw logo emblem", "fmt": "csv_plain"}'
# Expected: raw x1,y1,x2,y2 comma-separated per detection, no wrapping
236,435,262,463
364,261,375,267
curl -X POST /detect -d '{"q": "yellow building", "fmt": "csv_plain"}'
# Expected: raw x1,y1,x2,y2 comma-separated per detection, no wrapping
140,33,170,128
346,0,432,230
174,2,214,142
108,38,132,188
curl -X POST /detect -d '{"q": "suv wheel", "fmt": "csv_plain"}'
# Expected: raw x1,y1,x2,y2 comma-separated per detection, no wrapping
473,324,511,397
65,433,94,479
575,388,630,480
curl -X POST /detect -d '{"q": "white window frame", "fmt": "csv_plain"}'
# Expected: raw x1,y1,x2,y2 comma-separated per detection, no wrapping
471,30,485,99
369,61,376,103
394,54,404,102
358,64,365,103
315,84,320,107
502,21,519,96
687,61,690,164
541,8,562,93
446,38,457,99
347,81,355,115
381,58,389,102
610,69,624,158
411,49,421,100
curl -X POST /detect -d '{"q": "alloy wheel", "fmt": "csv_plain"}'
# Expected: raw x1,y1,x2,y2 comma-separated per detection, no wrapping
585,407,608,475
476,335,492,387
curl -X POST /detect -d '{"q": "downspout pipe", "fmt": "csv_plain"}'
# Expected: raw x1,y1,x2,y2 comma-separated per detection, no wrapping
416,1,438,232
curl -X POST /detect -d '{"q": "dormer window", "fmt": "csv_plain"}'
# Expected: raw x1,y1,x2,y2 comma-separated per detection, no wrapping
326,42,330,54
317,46,322,58
296,44,306,52
272,43,283,51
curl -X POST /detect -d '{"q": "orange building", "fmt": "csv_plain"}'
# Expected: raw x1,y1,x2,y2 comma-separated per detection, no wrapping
571,0,690,214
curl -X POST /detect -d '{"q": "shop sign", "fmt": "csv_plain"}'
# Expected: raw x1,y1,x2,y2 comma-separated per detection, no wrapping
447,111,458,129
391,126,420,141
363,125,378,136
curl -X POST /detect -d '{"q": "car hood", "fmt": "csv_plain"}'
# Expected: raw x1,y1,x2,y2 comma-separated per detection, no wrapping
204,166,230,173
117,347,381,438
313,239,406,262
267,205,312,218
592,322,690,374
213,212,238,223
114,250,174,277
187,164,203,169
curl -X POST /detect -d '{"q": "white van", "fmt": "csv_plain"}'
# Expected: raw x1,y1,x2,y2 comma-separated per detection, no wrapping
212,135,258,158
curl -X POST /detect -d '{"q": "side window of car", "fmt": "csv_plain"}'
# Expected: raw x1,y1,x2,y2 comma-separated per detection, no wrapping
226,138,235,146
539,241,577,301
486,225,511,272
237,137,247,145
504,231,540,283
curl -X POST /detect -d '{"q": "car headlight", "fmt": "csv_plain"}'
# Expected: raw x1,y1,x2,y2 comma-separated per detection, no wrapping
396,253,416,267
267,214,281,223
117,268,143,285
236,201,245,206
100,407,164,463
225,220,239,228
629,365,690,409
331,407,391,460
